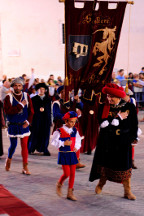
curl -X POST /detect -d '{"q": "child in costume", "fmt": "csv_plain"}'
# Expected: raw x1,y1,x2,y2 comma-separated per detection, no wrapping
52,85,85,169
51,111,82,201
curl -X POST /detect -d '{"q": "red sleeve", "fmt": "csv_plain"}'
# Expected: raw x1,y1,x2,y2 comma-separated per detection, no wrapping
27,94,34,124
4,95,23,115
0,101,5,127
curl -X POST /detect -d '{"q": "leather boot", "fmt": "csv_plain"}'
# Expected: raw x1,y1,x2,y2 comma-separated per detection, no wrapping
123,178,136,200
56,182,63,197
95,176,107,194
5,158,12,171
67,188,77,201
76,159,86,169
22,163,31,175
132,160,137,169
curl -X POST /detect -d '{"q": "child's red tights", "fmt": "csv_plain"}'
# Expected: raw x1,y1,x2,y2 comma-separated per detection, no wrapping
132,146,135,160
59,165,76,189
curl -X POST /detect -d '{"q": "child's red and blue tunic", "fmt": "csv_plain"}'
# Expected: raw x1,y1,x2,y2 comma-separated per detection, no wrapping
51,125,81,165
58,127,78,165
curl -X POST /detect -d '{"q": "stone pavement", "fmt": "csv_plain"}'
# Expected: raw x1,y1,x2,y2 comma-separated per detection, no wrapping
1,112,144,216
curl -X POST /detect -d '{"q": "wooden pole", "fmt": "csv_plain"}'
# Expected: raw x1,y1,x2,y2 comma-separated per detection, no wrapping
64,1,69,86
59,0,134,5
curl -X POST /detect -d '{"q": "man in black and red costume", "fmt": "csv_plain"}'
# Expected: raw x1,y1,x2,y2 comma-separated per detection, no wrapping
89,83,138,200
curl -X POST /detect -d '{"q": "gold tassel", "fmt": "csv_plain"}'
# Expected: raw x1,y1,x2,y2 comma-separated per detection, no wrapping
65,77,69,86
125,82,129,94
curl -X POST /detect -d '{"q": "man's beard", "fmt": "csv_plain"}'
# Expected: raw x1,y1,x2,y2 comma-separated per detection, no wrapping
14,90,21,94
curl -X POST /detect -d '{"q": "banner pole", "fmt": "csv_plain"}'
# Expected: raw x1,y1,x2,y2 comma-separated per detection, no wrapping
125,2,132,93
59,0,134,5
64,1,69,87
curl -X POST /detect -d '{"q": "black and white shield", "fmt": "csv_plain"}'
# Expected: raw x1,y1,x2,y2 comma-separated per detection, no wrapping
68,35,91,71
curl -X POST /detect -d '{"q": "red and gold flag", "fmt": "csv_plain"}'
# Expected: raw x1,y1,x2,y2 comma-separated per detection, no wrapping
65,0,127,100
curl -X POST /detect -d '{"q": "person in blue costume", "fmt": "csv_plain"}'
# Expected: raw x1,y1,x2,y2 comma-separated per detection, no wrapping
51,111,82,201
52,86,82,129
4,77,34,175
28,82,52,156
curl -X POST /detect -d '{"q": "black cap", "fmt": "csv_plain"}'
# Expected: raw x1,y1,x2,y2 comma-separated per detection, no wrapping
35,83,48,91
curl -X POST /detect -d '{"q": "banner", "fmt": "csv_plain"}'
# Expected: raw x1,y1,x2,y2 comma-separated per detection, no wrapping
65,0,127,100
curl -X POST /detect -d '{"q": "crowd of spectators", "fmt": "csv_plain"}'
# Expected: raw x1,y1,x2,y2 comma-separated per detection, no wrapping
1,66,144,111
0,69,64,103
112,67,144,108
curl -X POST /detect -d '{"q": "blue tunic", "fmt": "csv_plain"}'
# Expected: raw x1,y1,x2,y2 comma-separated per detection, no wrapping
7,93,30,137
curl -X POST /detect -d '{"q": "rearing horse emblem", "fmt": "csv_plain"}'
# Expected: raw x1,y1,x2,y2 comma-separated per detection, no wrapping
92,26,117,75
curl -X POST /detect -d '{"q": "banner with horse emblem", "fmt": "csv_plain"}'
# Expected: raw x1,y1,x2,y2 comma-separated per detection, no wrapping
65,0,127,100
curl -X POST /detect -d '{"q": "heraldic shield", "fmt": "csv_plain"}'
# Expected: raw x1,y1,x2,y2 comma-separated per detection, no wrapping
68,35,91,71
